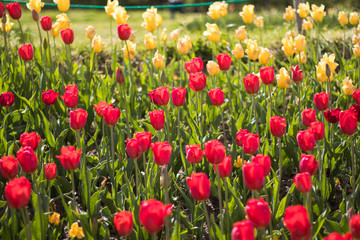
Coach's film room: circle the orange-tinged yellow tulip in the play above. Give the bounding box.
[343,77,356,96]
[286,30,296,38]
[92,35,105,53]
[234,156,243,168]
[297,2,310,18]
[26,0,44,13]
[259,47,271,65]
[0,15,14,33]
[353,35,360,45]
[53,0,70,12]
[177,35,192,55]
[284,6,295,21]
[56,13,71,30]
[350,12,359,25]
[282,36,295,57]
[156,14,163,27]
[50,22,60,37]
[232,43,244,59]
[49,212,60,226]
[218,1,228,17]
[235,26,247,42]
[302,17,313,30]
[300,52,307,64]
[69,223,85,239]
[245,39,260,61]
[207,2,221,20]
[161,28,167,42]
[358,24,360,33]
[144,33,156,50]
[311,4,326,22]
[320,53,338,74]
[338,11,348,26]
[123,41,136,60]
[206,61,220,76]
[277,67,291,88]
[170,29,180,40]
[294,34,306,53]
[86,26,96,39]
[152,50,165,69]
[254,16,264,28]
[105,0,118,18]
[353,44,360,57]
[240,4,255,24]
[142,7,158,33]
[112,6,128,25]
[203,23,221,43]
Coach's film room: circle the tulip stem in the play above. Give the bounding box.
[277,137,282,206]
[224,178,230,226]
[53,36,57,59]
[343,26,346,60]
[122,84,131,138]
[350,136,356,198]
[20,208,32,240]
[47,32,52,70]
[2,22,8,61]
[306,191,313,233]
[32,173,44,240]
[109,17,113,51]
[215,164,224,238]
[238,59,243,104]
[283,88,286,117]
[143,154,148,197]
[202,201,212,240]
[36,20,43,58]
[70,170,77,211]
[110,126,117,200]
[298,82,301,129]
[134,158,140,199]
[180,55,184,87]
[163,166,170,240]
[164,105,171,143]
[17,20,25,43]
[220,105,227,149]
[225,71,233,113]
[268,85,272,116]
[252,94,259,135]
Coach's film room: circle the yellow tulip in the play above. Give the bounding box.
[26,0,44,13]
[86,26,96,39]
[92,35,105,53]
[240,4,256,24]
[105,0,118,18]
[207,2,221,20]
[235,26,247,42]
[144,33,156,50]
[123,41,136,60]
[297,2,310,18]
[338,11,348,26]
[219,1,228,17]
[152,50,165,69]
[234,156,243,168]
[0,15,14,33]
[177,36,192,55]
[286,30,296,38]
[112,6,128,25]
[300,52,307,64]
[161,28,167,42]
[69,223,85,239]
[353,35,360,45]
[142,7,158,32]
[350,12,359,25]
[245,39,260,61]
[56,13,71,30]
[302,17,313,31]
[259,47,271,65]
[353,44,360,57]
[170,29,180,41]
[156,14,163,27]
[254,16,264,28]
[206,61,220,76]
[277,67,291,88]
[343,77,356,96]
[203,23,221,43]
[50,22,60,37]
[311,4,326,22]
[358,24,360,34]
[294,34,306,53]
[53,0,70,12]
[129,32,136,42]
[282,36,295,57]
[284,6,295,21]
[49,212,60,226]
[316,61,334,83]
[320,53,338,74]
[232,43,244,59]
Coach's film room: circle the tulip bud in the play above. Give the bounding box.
[301,109,316,127]
[116,67,125,84]
[314,92,329,111]
[339,110,358,135]
[126,138,142,159]
[299,154,319,176]
[350,215,360,239]
[186,172,211,201]
[252,154,271,176]
[259,67,274,85]
[150,141,172,166]
[216,53,232,71]
[270,116,286,138]
[70,108,88,130]
[6,3,22,20]
[185,144,204,164]
[44,163,57,180]
[353,89,360,105]
[148,87,169,106]
[19,132,41,150]
[294,172,312,193]
[231,220,255,240]
[2,12,7,23]
[135,131,152,152]
[16,146,38,174]
[43,38,48,49]
[208,88,224,106]
[243,162,264,190]
[5,177,31,209]
[213,155,232,178]
[113,211,133,237]
[296,130,316,153]
[149,110,165,130]
[56,146,81,171]
[171,87,186,107]
[284,205,311,239]
[0,156,18,179]
[139,199,172,234]
[185,57,204,74]
[242,133,259,155]
[245,198,271,228]
[243,74,260,94]
[189,72,207,92]
[103,106,121,126]
[32,9,39,22]
[235,129,249,147]
[204,140,226,164]
[0,3,5,18]
[309,121,324,140]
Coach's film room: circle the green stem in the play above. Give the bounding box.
[350,136,356,199]
[252,94,259,135]
[277,137,282,206]
[216,164,224,237]
[20,208,32,240]
[268,85,272,116]
[343,26,346,60]
[134,158,140,199]
[306,191,313,236]
[225,71,233,113]
[298,82,301,129]
[110,17,113,50]
[143,154,147,197]
[224,178,230,230]
[163,166,170,240]
[125,41,133,117]
[53,36,57,59]
[220,105,227,150]
[36,20,43,58]
[202,201,212,240]
[164,105,171,144]
[47,32,52,69]
[10,207,16,240]
[32,173,44,240]
[110,126,117,201]
[122,84,131,138]
[70,170,77,211]
[17,19,25,43]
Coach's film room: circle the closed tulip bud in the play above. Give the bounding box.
[294,172,312,193]
[18,44,34,62]
[339,110,358,135]
[126,138,142,159]
[5,177,31,209]
[313,92,329,111]
[245,39,260,61]
[92,34,105,53]
[0,14,13,33]
[242,133,259,155]
[161,28,167,42]
[208,88,224,106]
[284,6,295,21]
[309,121,324,140]
[282,36,295,57]
[94,101,112,119]
[44,163,57,180]
[6,3,22,20]
[0,3,4,18]
[16,146,38,174]
[254,16,264,27]
[61,28,74,44]
[284,205,311,240]
[350,215,360,239]
[245,198,271,228]
[311,4,326,22]
[56,146,81,171]
[103,106,121,126]
[338,11,348,26]
[300,52,307,63]
[85,26,96,39]
[231,220,255,240]
[243,74,260,94]
[185,144,204,164]
[294,34,306,53]
[170,29,180,40]
[139,199,172,234]
[213,155,232,178]
[240,4,255,24]
[54,0,70,12]
[291,65,303,82]
[205,140,226,164]
[116,67,125,84]
[353,89,360,105]
[297,2,310,18]
[149,87,169,106]
[144,33,156,50]
[149,110,165,130]
[113,211,133,237]
[43,38,48,49]
[260,67,274,85]
[171,87,186,107]
[353,44,360,57]
[350,12,359,25]
[40,16,52,31]
[185,57,204,74]
[0,156,18,179]
[189,72,207,92]
[112,6,128,25]
[32,9,39,22]
[177,35,192,55]
[206,61,220,76]
[187,172,211,201]
[252,154,271,176]
[20,132,41,150]
[234,156,243,168]
[324,108,341,124]
[259,47,271,65]
[232,43,244,59]
[70,108,88,130]
[299,154,319,176]
[117,24,132,41]
[277,67,291,88]
[296,130,316,153]
[105,0,118,17]
[270,116,286,138]
[343,77,356,96]
[0,92,15,107]
[135,131,152,152]
[235,129,249,147]
[302,17,314,31]
[302,109,316,127]
[243,162,264,190]
[235,26,247,42]
[150,141,172,166]
[203,23,221,43]
[152,50,165,69]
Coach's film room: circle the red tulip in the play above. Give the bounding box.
[185,57,204,74]
[44,163,57,180]
[283,205,311,240]
[323,233,345,240]
[117,24,132,41]
[149,110,165,130]
[291,65,303,82]
[6,3,22,20]
[189,72,207,92]
[70,108,88,130]
[296,130,316,153]
[259,66,274,85]
[0,156,18,179]
[56,146,81,171]
[5,177,31,209]
[231,220,255,240]
[245,198,271,228]
[270,116,286,137]
[302,109,316,127]
[343,233,353,240]
[299,154,318,176]
[135,131,152,152]
[339,110,357,135]
[213,155,232,178]
[113,211,133,237]
[324,108,341,124]
[235,129,249,147]
[94,101,113,119]
[61,88,78,109]
[139,199,172,234]
[42,89,59,106]
[19,132,41,150]
[353,89,360,105]
[0,3,5,18]
[186,172,211,201]
[294,172,312,193]
[171,87,186,107]
[204,140,226,164]
[18,44,34,61]
[242,133,259,155]
[65,84,78,92]
[16,147,38,174]
[243,74,260,94]
[40,16,52,31]
[242,162,264,191]
[350,104,360,122]
[350,215,360,239]
[252,154,271,176]
[314,92,329,111]
[185,144,204,164]
[150,141,172,166]
[61,28,74,45]
[116,67,125,84]
[0,92,15,107]
[149,87,170,106]
[216,53,232,71]
[309,121,325,140]
[103,106,121,126]
[208,88,224,106]
[126,138,142,159]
